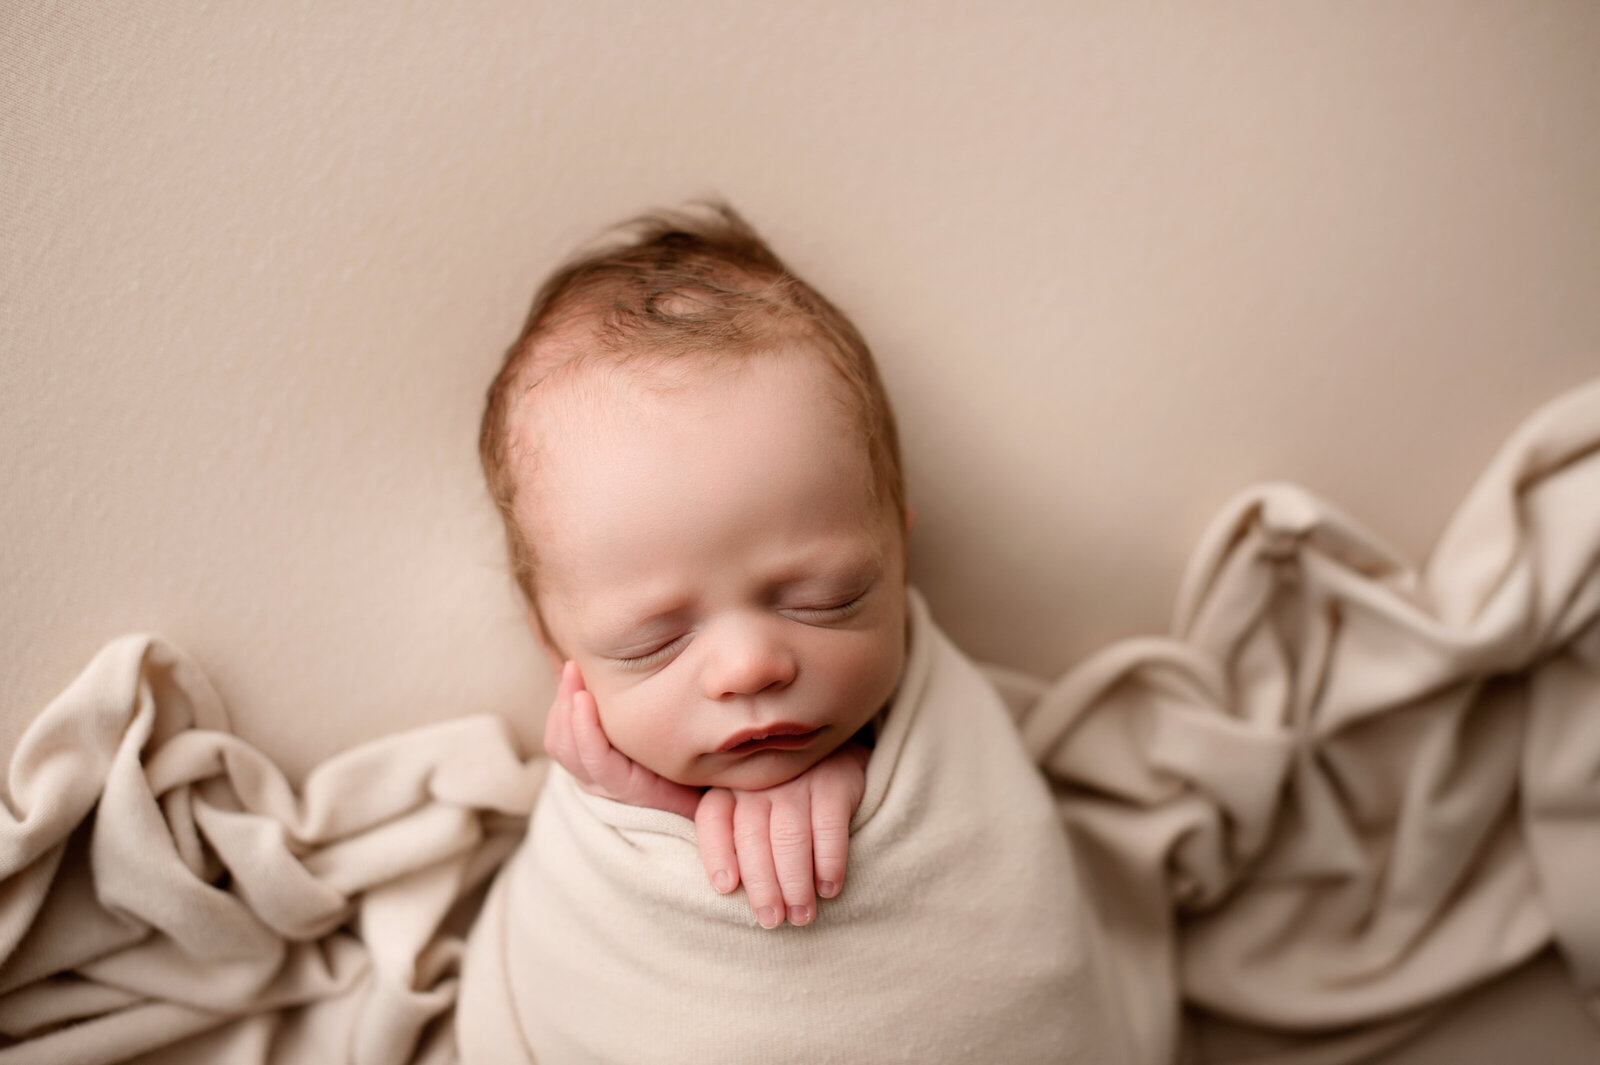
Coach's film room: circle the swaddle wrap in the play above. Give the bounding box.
[457,590,1133,1064]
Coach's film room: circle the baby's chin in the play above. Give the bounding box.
[683,745,838,792]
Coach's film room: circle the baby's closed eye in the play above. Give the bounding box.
[610,634,690,669]
[779,594,868,624]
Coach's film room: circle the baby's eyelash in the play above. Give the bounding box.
[788,595,867,621]
[612,635,687,669]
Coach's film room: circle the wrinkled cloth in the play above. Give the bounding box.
[456,590,1134,1065]
[1022,378,1600,1062]
[0,638,544,1064]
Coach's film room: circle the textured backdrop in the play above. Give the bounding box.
[3,2,1597,782]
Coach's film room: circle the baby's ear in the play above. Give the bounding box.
[904,503,917,537]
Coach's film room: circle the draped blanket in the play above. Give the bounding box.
[3,378,1600,1064]
[0,644,544,1065]
[455,592,1131,1064]
[1022,378,1600,1062]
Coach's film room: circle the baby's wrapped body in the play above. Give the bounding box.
[459,591,1133,1063]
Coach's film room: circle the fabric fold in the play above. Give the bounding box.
[0,638,543,1064]
[1020,377,1600,1058]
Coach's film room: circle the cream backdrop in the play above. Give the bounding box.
[4,2,1599,824]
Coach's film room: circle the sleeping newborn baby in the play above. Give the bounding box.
[459,206,1131,1064]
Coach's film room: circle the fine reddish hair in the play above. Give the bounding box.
[479,203,906,613]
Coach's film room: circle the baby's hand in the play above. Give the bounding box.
[695,741,870,930]
[542,660,869,928]
[542,661,702,821]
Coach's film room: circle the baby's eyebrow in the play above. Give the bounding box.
[587,600,689,648]
[772,547,884,588]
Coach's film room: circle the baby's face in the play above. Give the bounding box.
[516,351,907,791]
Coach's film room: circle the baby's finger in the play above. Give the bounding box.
[570,688,628,791]
[542,661,581,775]
[694,788,740,894]
[810,787,853,900]
[768,798,816,926]
[732,796,784,930]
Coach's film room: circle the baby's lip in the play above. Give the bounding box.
[716,722,822,754]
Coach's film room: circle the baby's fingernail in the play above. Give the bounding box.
[756,906,781,929]
[818,880,838,898]
[713,870,734,893]
[788,904,812,926]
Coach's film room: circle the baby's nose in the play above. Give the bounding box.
[702,615,797,699]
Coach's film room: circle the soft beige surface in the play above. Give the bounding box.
[458,591,1132,1065]
[4,3,1599,784]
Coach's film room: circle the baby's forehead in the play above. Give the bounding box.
[505,345,869,524]
[516,342,857,442]
[510,347,886,562]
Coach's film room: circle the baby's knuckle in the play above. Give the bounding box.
[732,823,769,849]
[812,803,850,828]
[768,825,811,855]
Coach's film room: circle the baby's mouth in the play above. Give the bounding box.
[717,723,823,755]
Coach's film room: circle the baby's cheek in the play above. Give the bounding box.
[596,686,693,780]
[837,631,903,705]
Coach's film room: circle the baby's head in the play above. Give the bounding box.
[480,205,910,790]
